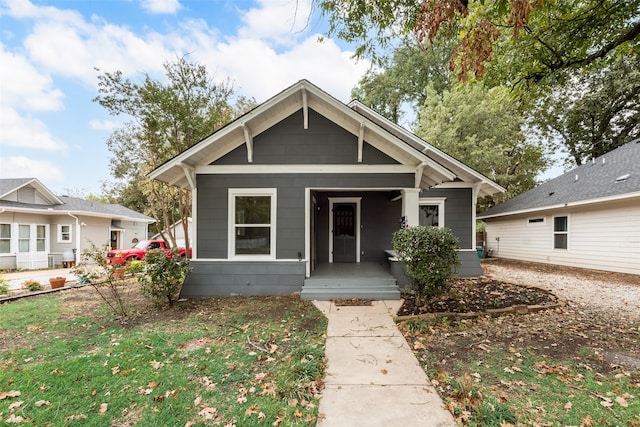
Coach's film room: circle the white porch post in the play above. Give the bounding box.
[401,188,420,228]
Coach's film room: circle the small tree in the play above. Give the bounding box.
[392,226,460,300]
[138,249,191,306]
[72,241,129,318]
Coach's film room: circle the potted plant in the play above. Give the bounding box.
[49,276,66,289]
[113,266,126,279]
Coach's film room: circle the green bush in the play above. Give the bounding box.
[0,274,9,294]
[138,249,191,306]
[23,279,43,292]
[392,226,460,299]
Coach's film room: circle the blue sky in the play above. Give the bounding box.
[0,0,371,195]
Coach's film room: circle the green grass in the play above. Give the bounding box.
[406,319,640,427]
[0,289,327,426]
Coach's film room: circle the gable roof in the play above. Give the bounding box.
[479,139,640,219]
[0,177,62,205]
[0,178,153,222]
[149,79,504,198]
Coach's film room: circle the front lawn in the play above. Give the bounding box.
[0,285,326,426]
[400,307,640,426]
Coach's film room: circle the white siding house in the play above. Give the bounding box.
[0,178,154,270]
[478,140,640,275]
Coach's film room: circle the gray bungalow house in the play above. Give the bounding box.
[0,178,153,270]
[479,140,640,275]
[149,80,504,299]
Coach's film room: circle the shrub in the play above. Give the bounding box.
[0,274,9,294]
[125,259,144,275]
[23,279,43,292]
[138,249,191,306]
[72,241,129,317]
[392,226,460,300]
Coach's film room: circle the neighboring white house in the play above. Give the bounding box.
[478,140,640,275]
[152,217,192,248]
[0,178,154,270]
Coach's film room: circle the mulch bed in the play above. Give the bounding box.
[396,277,558,317]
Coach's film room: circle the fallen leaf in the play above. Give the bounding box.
[150,360,164,370]
[380,369,388,375]
[148,381,159,389]
[194,396,202,406]
[99,403,108,414]
[413,341,426,350]
[564,401,572,410]
[615,396,628,407]
[199,407,217,420]
[600,399,613,408]
[5,414,24,423]
[111,366,120,375]
[9,401,23,410]
[0,391,21,400]
[35,400,50,407]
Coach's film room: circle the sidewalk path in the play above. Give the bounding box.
[313,300,456,427]
[2,268,77,291]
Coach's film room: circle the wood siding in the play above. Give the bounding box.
[420,187,474,249]
[484,199,640,275]
[214,109,399,166]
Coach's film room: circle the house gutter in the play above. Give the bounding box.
[67,212,81,264]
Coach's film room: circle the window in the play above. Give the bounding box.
[36,225,46,251]
[418,198,446,227]
[229,189,276,258]
[18,224,30,252]
[58,224,72,243]
[553,216,568,249]
[0,224,11,254]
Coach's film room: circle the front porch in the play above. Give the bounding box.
[301,262,401,300]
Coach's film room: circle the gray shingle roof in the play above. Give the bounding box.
[0,178,151,221]
[479,139,640,218]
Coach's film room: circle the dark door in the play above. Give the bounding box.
[333,203,356,263]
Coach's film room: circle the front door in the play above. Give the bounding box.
[333,203,356,263]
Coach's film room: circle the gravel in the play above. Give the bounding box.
[482,258,640,321]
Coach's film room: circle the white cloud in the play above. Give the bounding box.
[0,155,65,182]
[0,106,68,151]
[89,119,120,131]
[0,44,64,111]
[239,0,313,47]
[140,0,181,14]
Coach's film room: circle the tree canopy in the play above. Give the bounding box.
[417,83,548,209]
[319,0,640,173]
[94,57,252,245]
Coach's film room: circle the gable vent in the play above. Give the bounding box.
[616,174,630,183]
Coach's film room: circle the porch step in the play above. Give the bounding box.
[300,278,401,301]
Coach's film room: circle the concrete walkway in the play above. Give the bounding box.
[313,300,456,427]
[2,268,77,291]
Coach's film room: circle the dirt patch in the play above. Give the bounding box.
[397,277,557,317]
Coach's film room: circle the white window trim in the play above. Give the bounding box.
[418,197,446,228]
[228,188,277,260]
[0,223,11,255]
[57,224,73,244]
[552,215,569,250]
[36,224,49,252]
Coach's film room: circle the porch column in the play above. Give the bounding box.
[401,188,420,228]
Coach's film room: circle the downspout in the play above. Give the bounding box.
[67,212,81,264]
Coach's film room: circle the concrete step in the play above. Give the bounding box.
[301,288,401,300]
[301,278,401,300]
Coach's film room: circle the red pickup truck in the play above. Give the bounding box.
[105,239,191,265]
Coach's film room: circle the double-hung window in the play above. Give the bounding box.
[18,224,30,252]
[36,225,46,251]
[553,216,568,249]
[0,224,11,254]
[229,189,276,258]
[58,224,72,243]
[418,198,446,227]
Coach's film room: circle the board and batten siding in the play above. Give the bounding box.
[484,199,640,275]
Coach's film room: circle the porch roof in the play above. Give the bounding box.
[149,80,504,198]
